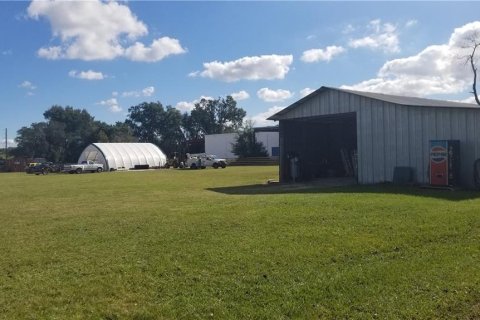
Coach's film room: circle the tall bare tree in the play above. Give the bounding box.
[463,34,480,105]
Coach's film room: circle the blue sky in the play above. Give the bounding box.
[2,1,480,146]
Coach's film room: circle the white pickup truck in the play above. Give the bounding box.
[63,160,104,174]
[185,153,227,169]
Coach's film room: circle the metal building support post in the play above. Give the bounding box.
[4,128,7,161]
[278,121,285,182]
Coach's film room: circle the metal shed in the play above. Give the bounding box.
[268,86,480,187]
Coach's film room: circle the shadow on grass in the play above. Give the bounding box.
[207,182,480,201]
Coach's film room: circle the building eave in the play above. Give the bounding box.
[267,86,480,121]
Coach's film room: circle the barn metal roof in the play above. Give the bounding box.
[268,86,479,120]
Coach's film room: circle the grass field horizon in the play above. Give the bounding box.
[1,167,479,319]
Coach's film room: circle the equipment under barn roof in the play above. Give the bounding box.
[78,143,166,171]
[268,86,480,188]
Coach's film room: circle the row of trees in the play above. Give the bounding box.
[14,106,135,162]
[126,96,246,157]
[13,95,267,163]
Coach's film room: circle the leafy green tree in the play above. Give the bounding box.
[15,122,49,159]
[43,106,99,162]
[92,121,136,143]
[231,123,268,158]
[181,96,246,153]
[180,112,204,153]
[181,112,201,141]
[160,106,186,156]
[126,102,164,143]
[105,122,137,143]
[44,120,67,162]
[126,102,185,155]
[189,96,246,136]
[15,106,137,162]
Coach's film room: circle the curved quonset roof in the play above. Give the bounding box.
[78,143,166,171]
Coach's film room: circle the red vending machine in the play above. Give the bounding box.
[429,140,460,186]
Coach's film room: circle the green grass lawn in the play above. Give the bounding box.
[1,166,479,319]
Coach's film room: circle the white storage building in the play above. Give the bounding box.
[205,128,279,159]
[78,143,167,171]
[205,133,237,159]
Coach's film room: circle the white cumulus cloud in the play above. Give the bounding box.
[452,96,477,104]
[122,86,155,98]
[342,21,480,97]
[19,81,36,90]
[69,70,105,80]
[300,87,315,97]
[142,86,155,97]
[124,37,186,62]
[230,90,250,101]
[192,54,293,82]
[19,81,37,96]
[248,106,285,127]
[257,88,293,102]
[98,98,122,113]
[2,139,17,148]
[27,0,185,62]
[405,20,418,28]
[301,45,345,63]
[349,19,400,53]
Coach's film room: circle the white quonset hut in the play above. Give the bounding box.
[78,143,166,171]
[268,86,480,187]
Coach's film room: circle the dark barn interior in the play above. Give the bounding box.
[281,112,357,182]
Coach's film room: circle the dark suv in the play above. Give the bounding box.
[26,162,62,175]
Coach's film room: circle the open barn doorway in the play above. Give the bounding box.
[281,112,357,182]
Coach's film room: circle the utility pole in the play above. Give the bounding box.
[4,128,7,160]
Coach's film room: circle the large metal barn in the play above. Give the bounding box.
[268,86,480,188]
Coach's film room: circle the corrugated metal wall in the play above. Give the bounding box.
[278,89,480,187]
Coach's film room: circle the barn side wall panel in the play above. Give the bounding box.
[356,101,480,187]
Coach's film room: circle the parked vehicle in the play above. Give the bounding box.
[34,162,62,175]
[63,160,104,174]
[164,152,185,169]
[25,162,42,174]
[185,153,227,169]
[26,161,62,174]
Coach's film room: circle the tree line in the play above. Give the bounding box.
[11,95,267,163]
